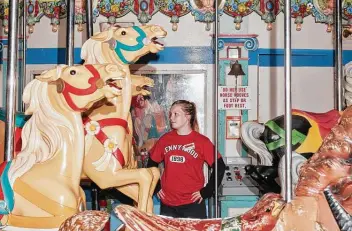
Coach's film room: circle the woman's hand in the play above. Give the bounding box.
[191,191,203,204]
[157,189,165,200]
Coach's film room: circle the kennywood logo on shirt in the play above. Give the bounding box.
[164,142,199,159]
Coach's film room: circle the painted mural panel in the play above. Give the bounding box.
[131,71,206,167]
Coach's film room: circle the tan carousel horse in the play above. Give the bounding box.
[80,24,167,213]
[0,64,126,230]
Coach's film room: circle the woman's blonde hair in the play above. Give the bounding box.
[171,100,199,132]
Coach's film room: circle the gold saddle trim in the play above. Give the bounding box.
[7,178,78,229]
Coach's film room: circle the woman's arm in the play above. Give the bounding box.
[200,157,226,199]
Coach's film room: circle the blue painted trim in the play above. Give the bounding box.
[218,60,228,156]
[0,108,28,128]
[249,48,352,66]
[25,48,84,65]
[239,60,248,157]
[218,37,259,51]
[22,47,214,65]
[1,46,352,66]
[0,161,14,214]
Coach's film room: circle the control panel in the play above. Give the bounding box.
[219,157,259,196]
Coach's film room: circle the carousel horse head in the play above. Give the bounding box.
[81,25,167,65]
[241,109,340,166]
[30,64,127,113]
[8,64,127,184]
[240,109,340,194]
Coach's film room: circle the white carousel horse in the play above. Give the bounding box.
[0,64,126,230]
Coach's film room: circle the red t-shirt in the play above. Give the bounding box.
[150,130,221,206]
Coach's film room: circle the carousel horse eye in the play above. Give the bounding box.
[70,70,76,75]
[265,208,271,212]
[121,31,126,35]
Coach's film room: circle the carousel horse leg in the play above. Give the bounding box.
[97,168,153,213]
[78,186,86,212]
[115,167,160,214]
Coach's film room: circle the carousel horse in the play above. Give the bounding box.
[240,109,341,194]
[0,64,126,229]
[110,106,352,231]
[81,75,159,214]
[80,24,167,213]
[0,25,168,215]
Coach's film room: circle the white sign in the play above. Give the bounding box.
[218,86,251,110]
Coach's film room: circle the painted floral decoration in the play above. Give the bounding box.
[289,0,313,30]
[155,0,191,31]
[85,121,101,136]
[224,0,256,29]
[97,0,131,24]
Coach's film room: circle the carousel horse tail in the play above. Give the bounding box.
[240,121,273,166]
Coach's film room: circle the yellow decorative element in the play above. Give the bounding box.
[294,112,323,154]
[8,178,77,228]
[111,5,119,12]
[238,4,246,12]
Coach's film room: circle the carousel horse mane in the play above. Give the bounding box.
[8,78,74,186]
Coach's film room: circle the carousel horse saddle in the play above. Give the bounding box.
[245,165,281,194]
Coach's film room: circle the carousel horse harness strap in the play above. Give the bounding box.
[83,117,129,167]
[114,26,147,64]
[9,178,77,228]
[265,120,307,151]
[58,64,102,112]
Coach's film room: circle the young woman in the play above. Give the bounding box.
[147,100,226,219]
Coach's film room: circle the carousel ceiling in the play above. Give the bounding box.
[0,0,349,34]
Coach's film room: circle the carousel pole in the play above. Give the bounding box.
[66,0,75,66]
[21,0,27,112]
[4,0,20,162]
[85,0,100,211]
[86,0,94,38]
[284,0,293,202]
[335,0,344,110]
[214,0,220,218]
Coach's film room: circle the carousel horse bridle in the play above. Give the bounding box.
[114,26,147,64]
[52,64,104,112]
